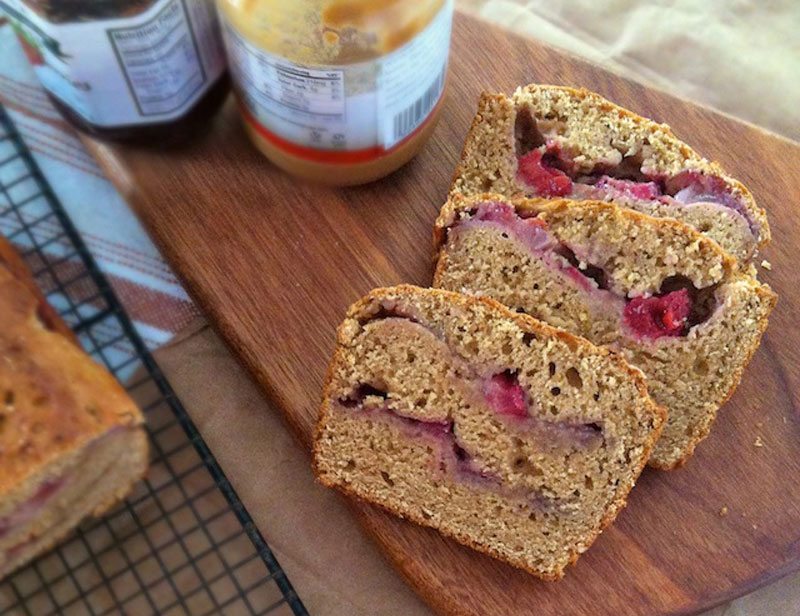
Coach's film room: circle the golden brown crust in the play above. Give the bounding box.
[313,284,665,579]
[0,237,77,344]
[0,243,146,499]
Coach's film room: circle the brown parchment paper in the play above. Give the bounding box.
[153,320,800,616]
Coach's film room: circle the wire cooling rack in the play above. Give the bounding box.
[0,105,309,616]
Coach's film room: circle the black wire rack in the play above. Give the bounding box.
[0,105,309,616]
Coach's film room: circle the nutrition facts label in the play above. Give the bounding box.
[4,0,225,125]
[222,21,350,148]
[269,65,345,120]
[108,0,206,116]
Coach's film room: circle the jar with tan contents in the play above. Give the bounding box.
[216,0,454,186]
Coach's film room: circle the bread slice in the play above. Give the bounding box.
[449,84,769,262]
[0,238,148,580]
[313,285,665,579]
[434,195,776,469]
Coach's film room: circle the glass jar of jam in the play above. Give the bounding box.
[2,0,228,143]
[216,0,454,186]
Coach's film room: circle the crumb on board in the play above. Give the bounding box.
[719,506,729,517]
[756,421,763,428]
[754,436,765,448]
[752,524,758,530]
[761,260,772,271]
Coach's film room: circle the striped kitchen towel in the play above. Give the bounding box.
[0,20,200,363]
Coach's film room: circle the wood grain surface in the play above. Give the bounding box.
[83,12,800,616]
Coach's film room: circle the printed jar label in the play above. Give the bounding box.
[220,0,453,157]
[1,0,226,127]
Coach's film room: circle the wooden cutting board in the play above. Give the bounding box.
[83,12,800,616]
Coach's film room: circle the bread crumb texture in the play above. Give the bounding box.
[314,285,664,579]
[434,196,775,468]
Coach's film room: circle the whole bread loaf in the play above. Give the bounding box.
[434,196,775,468]
[449,84,770,262]
[314,285,665,579]
[0,237,148,580]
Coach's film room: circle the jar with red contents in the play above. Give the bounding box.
[1,0,228,143]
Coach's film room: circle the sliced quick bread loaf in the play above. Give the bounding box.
[313,285,665,579]
[0,238,148,580]
[449,84,769,262]
[434,196,775,469]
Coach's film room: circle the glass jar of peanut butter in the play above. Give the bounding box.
[216,0,454,186]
